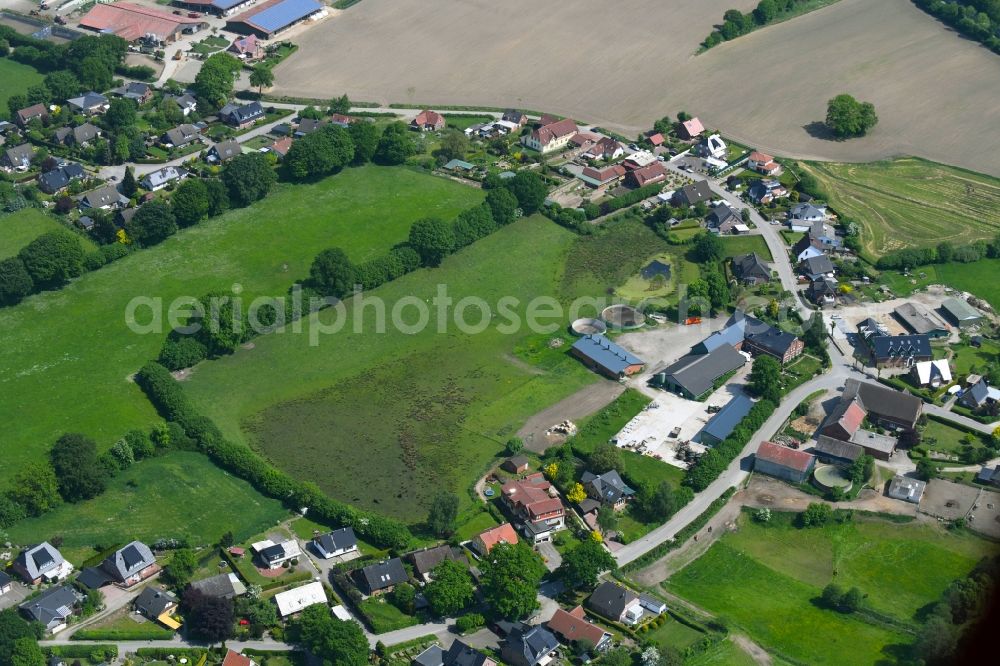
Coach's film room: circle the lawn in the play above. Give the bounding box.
[718,235,772,261]
[799,158,1000,260]
[920,418,986,461]
[0,208,96,259]
[781,354,824,395]
[74,612,175,641]
[664,541,912,666]
[642,615,706,652]
[878,259,1000,311]
[685,639,758,666]
[359,597,418,633]
[950,336,1000,377]
[6,452,289,563]
[452,510,500,542]
[0,58,45,123]
[780,230,804,247]
[442,114,495,131]
[183,216,601,522]
[0,166,481,491]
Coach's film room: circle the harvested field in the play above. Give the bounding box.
[277,0,1000,175]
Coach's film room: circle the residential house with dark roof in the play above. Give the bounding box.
[976,464,1000,487]
[294,117,326,136]
[500,622,560,666]
[112,82,153,104]
[66,91,109,115]
[164,92,198,116]
[807,277,838,307]
[586,581,642,625]
[358,558,408,596]
[0,571,12,595]
[746,178,787,205]
[731,252,771,285]
[501,472,565,543]
[134,587,178,624]
[38,163,86,194]
[864,334,932,368]
[843,378,923,433]
[208,139,243,162]
[79,184,126,210]
[698,393,755,445]
[502,109,528,126]
[570,334,645,379]
[15,103,48,127]
[792,234,825,263]
[312,527,358,560]
[13,542,72,585]
[220,101,265,129]
[754,441,816,483]
[408,544,458,581]
[581,470,635,511]
[19,585,81,633]
[547,606,612,652]
[959,378,1000,412]
[522,118,578,153]
[673,180,713,206]
[2,143,36,171]
[706,204,741,234]
[801,254,835,280]
[101,541,159,587]
[413,640,497,666]
[190,572,247,599]
[253,539,301,569]
[471,523,519,557]
[787,203,826,230]
[162,123,202,147]
[893,302,949,338]
[64,123,101,147]
[743,326,804,364]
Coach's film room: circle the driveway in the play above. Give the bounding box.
[0,580,31,611]
[536,541,561,573]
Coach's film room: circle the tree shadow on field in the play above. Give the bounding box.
[803,121,843,142]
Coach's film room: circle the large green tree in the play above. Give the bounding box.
[825,94,878,138]
[171,178,211,227]
[222,153,277,205]
[408,217,455,267]
[748,355,782,404]
[556,539,616,591]
[291,604,369,666]
[426,491,459,537]
[0,257,34,306]
[248,64,274,95]
[485,187,518,226]
[309,247,356,298]
[9,637,44,666]
[125,200,177,246]
[348,121,380,164]
[43,71,81,102]
[506,171,548,214]
[193,52,242,107]
[480,542,546,619]
[373,122,416,165]
[104,98,137,132]
[18,230,84,289]
[284,125,355,180]
[425,560,474,617]
[7,463,60,516]
[692,231,723,262]
[0,609,42,665]
[50,433,106,502]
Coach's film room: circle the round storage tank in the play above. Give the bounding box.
[570,318,608,336]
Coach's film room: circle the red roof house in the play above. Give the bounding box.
[222,649,256,666]
[754,441,816,483]
[821,398,866,441]
[579,164,627,188]
[626,161,667,188]
[647,132,665,146]
[522,118,578,153]
[547,606,612,650]
[410,110,445,132]
[472,523,519,556]
[679,117,705,140]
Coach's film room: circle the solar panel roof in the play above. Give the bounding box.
[247,0,321,32]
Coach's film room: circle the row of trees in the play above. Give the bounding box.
[702,1,813,49]
[914,0,1000,55]
[876,234,1000,270]
[685,398,777,491]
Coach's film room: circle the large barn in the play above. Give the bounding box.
[226,0,325,38]
[79,2,207,43]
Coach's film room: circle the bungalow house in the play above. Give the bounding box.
[746,178,787,205]
[408,544,458,581]
[471,523,519,557]
[295,117,327,136]
[731,252,771,285]
[134,587,179,628]
[581,470,635,511]
[578,164,626,188]
[547,606,612,653]
[500,622,560,666]
[586,581,642,625]
[101,541,159,587]
[625,161,667,188]
[313,527,358,559]
[522,118,578,153]
[698,393,754,445]
[222,650,258,666]
[747,151,780,175]
[678,117,705,140]
[112,82,154,104]
[190,572,247,599]
[220,101,264,128]
[330,113,354,127]
[502,455,530,474]
[15,103,48,127]
[911,359,952,388]
[582,136,624,161]
[501,472,565,543]
[268,136,293,159]
[274,581,327,618]
[941,297,983,329]
[414,640,496,666]
[229,33,264,59]
[140,165,186,191]
[640,594,667,615]
[893,302,950,338]
[787,203,826,230]
[13,542,72,585]
[208,139,242,162]
[959,378,1000,411]
[38,163,86,194]
[706,204,741,234]
[252,539,301,569]
[162,123,202,147]
[358,558,407,596]
[2,143,36,171]
[647,132,665,147]
[163,93,198,116]
[754,441,816,483]
[697,134,727,160]
[0,571,12,596]
[673,180,713,206]
[502,109,528,127]
[814,435,864,466]
[19,585,81,634]
[64,123,101,147]
[410,109,446,132]
[66,91,109,115]
[865,334,932,368]
[888,475,926,504]
[570,334,645,379]
[800,254,835,281]
[807,277,838,307]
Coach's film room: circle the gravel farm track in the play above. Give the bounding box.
[276,0,1000,176]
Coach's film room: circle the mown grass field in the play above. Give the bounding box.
[0,58,45,123]
[800,158,1000,259]
[184,216,602,522]
[664,510,995,664]
[0,166,481,491]
[0,208,96,259]
[718,235,772,261]
[6,452,289,563]
[878,259,1000,310]
[685,639,759,666]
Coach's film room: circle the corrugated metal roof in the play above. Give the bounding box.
[699,393,754,443]
[756,441,816,472]
[571,334,644,375]
[239,0,322,33]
